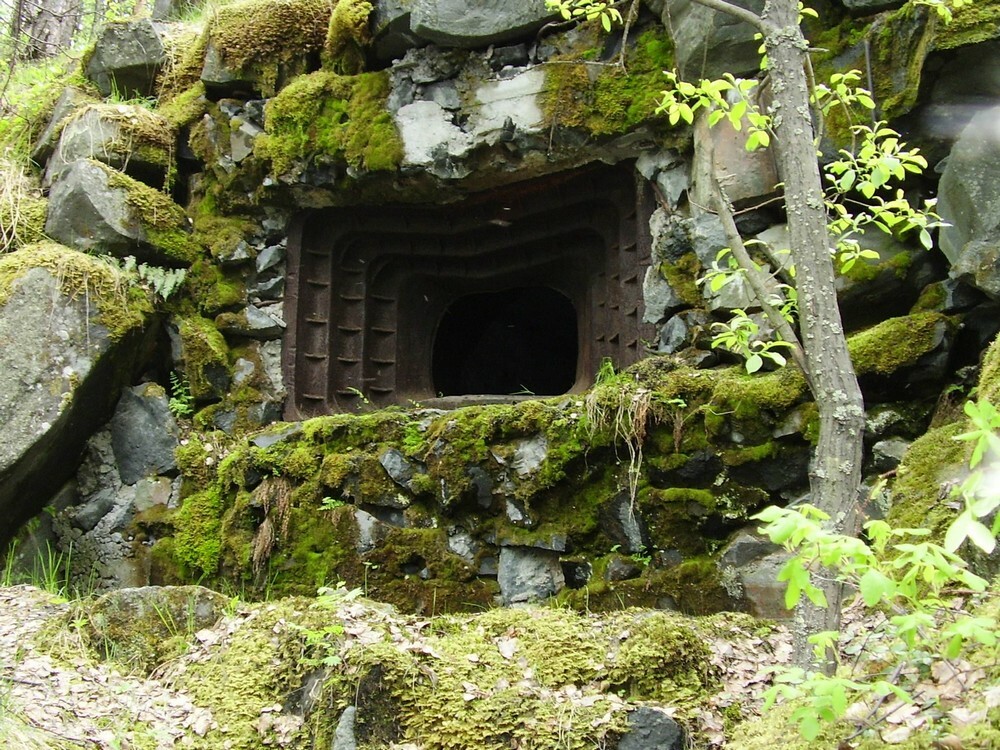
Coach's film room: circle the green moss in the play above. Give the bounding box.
[542,29,677,138]
[607,611,715,703]
[932,0,1000,50]
[102,164,201,263]
[191,212,257,263]
[256,70,402,175]
[172,486,227,575]
[324,0,373,74]
[183,258,245,314]
[0,241,151,339]
[841,249,912,285]
[660,252,703,307]
[156,82,209,129]
[910,280,947,313]
[888,420,968,536]
[205,0,332,97]
[176,315,231,401]
[848,312,949,376]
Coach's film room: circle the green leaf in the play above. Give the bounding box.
[966,519,997,554]
[746,353,763,374]
[858,568,894,606]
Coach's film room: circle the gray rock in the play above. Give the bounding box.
[85,18,166,98]
[599,492,649,555]
[651,0,765,80]
[642,265,685,325]
[511,435,547,477]
[259,340,287,398]
[410,0,555,49]
[45,160,142,254]
[691,110,779,211]
[446,528,477,562]
[31,86,95,165]
[69,489,118,533]
[255,244,286,273]
[871,437,910,473]
[468,68,545,143]
[379,448,422,492]
[250,424,302,449]
[395,100,474,176]
[687,212,728,267]
[422,80,461,110]
[0,264,149,547]
[841,0,904,12]
[218,304,286,339]
[497,546,564,604]
[45,160,194,265]
[618,706,685,750]
[354,508,387,552]
[250,275,285,301]
[332,705,357,750]
[44,105,174,188]
[606,556,642,582]
[658,309,711,354]
[200,43,254,98]
[230,117,263,163]
[132,476,173,512]
[718,528,777,569]
[372,0,422,63]
[733,549,794,619]
[939,107,1000,293]
[232,357,256,387]
[110,383,180,485]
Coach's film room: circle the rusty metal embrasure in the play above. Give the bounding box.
[283,164,654,416]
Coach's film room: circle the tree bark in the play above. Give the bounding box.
[9,0,82,60]
[758,0,866,670]
[681,0,867,670]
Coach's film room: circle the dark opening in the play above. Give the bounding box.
[432,287,578,397]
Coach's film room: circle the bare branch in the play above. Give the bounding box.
[713,177,814,390]
[688,0,770,35]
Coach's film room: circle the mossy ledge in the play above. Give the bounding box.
[0,241,152,338]
[133,311,953,611]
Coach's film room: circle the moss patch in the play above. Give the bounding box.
[848,311,949,376]
[542,28,678,139]
[175,314,231,401]
[256,69,402,176]
[324,0,373,74]
[205,0,333,97]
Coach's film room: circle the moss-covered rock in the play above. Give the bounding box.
[542,27,678,139]
[202,0,333,97]
[256,69,403,177]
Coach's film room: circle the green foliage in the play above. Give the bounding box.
[121,256,187,300]
[257,70,402,175]
[546,0,622,31]
[169,372,195,418]
[751,396,1000,741]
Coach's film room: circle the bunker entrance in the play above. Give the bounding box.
[284,163,654,416]
[432,287,578,398]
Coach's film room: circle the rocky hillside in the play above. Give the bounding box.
[1,0,1000,746]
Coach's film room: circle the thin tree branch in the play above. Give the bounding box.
[688,0,770,35]
[713,177,814,391]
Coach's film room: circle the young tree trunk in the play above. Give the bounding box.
[686,0,867,670]
[10,0,82,60]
